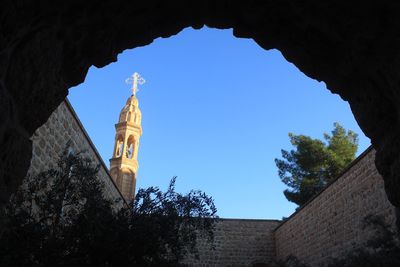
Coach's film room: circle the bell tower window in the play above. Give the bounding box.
[126,135,135,159]
[115,136,124,157]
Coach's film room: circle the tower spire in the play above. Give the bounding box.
[110,73,144,201]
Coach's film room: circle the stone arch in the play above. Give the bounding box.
[2,1,400,211]
[126,135,135,159]
[115,135,124,158]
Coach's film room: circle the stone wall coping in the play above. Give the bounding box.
[64,98,127,205]
[217,218,281,222]
[274,145,374,231]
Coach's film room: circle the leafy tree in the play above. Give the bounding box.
[0,148,217,267]
[275,123,358,206]
[125,177,217,266]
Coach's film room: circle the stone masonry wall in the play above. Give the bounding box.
[274,147,397,266]
[183,219,280,267]
[27,99,123,203]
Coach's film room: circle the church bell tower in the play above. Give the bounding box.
[110,72,145,201]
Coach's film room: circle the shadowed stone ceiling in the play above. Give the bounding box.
[1,0,400,215]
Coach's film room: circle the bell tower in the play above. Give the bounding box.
[110,72,145,201]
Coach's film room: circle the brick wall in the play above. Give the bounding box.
[183,219,280,267]
[274,147,397,266]
[27,99,124,203]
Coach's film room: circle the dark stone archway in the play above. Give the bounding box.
[2,0,400,210]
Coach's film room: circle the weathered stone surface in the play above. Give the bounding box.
[27,100,124,203]
[183,219,280,267]
[274,148,397,266]
[1,0,400,211]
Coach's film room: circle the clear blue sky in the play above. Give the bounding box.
[68,27,370,220]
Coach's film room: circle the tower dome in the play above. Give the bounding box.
[118,95,142,126]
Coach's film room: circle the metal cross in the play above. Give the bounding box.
[125,72,145,96]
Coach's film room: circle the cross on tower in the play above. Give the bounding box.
[125,72,145,96]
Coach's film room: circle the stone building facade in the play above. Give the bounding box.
[27,99,124,203]
[27,99,397,266]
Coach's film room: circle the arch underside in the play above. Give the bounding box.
[1,0,400,210]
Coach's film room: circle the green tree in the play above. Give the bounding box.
[0,148,217,267]
[275,123,358,206]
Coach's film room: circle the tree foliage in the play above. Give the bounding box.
[0,148,217,267]
[275,123,358,206]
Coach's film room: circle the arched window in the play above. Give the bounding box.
[115,136,124,157]
[126,135,135,159]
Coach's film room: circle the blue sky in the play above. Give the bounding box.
[68,27,370,219]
